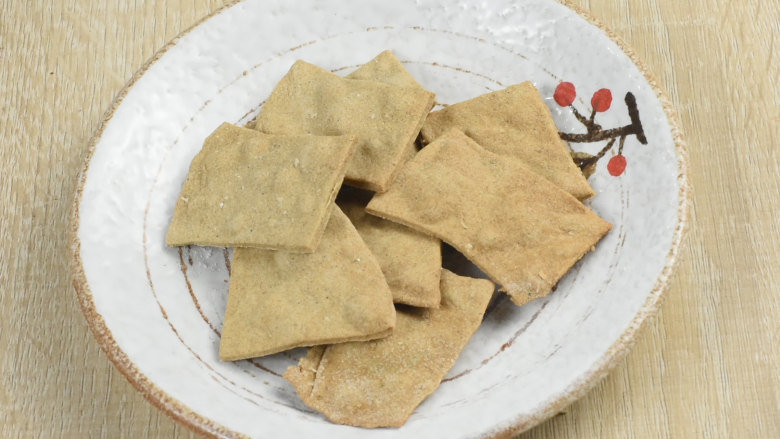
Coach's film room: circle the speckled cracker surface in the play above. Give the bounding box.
[367,129,612,306]
[421,82,595,200]
[219,208,396,361]
[254,60,434,192]
[346,50,425,90]
[284,269,494,428]
[338,189,441,308]
[166,123,356,252]
[346,50,432,182]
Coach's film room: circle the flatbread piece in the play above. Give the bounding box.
[219,207,396,361]
[367,128,612,306]
[284,269,494,427]
[338,188,441,308]
[254,60,434,192]
[421,82,595,200]
[346,50,426,90]
[346,50,432,172]
[166,123,356,252]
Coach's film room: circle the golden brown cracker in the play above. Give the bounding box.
[338,188,441,308]
[346,50,432,180]
[346,50,425,90]
[421,82,595,200]
[366,128,611,306]
[284,269,494,428]
[219,207,396,361]
[254,60,434,192]
[166,123,356,252]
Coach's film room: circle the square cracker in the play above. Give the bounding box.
[284,269,494,428]
[346,51,433,174]
[254,60,435,192]
[420,82,595,200]
[338,188,441,308]
[166,123,356,252]
[219,207,396,361]
[366,128,612,306]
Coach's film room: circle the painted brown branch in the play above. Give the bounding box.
[571,106,600,131]
[625,92,647,144]
[560,126,628,143]
[588,108,600,130]
[559,92,647,145]
[573,138,616,173]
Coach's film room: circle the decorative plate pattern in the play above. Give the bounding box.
[70,0,688,437]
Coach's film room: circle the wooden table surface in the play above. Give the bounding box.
[2,1,778,437]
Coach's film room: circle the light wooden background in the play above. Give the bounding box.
[2,1,778,438]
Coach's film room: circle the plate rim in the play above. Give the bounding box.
[68,1,690,437]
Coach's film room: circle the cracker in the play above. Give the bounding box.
[420,82,595,200]
[254,60,435,192]
[284,269,494,428]
[346,50,425,90]
[166,123,356,252]
[219,207,395,361]
[346,50,431,176]
[366,128,612,306]
[338,188,441,308]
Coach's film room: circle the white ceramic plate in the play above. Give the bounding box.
[71,0,688,437]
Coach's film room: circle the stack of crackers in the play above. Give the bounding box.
[166,51,611,428]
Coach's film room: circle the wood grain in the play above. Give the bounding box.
[1,1,778,438]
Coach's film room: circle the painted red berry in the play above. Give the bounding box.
[591,88,613,112]
[554,82,576,106]
[608,154,627,176]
